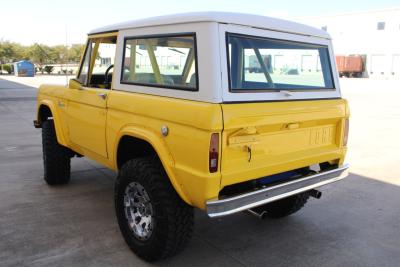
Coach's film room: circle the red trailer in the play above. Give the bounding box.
[336,55,364,77]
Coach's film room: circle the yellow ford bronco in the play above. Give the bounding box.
[34,12,349,261]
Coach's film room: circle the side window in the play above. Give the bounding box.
[121,34,198,91]
[77,40,93,84]
[91,42,116,76]
[76,37,117,87]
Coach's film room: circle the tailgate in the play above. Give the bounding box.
[220,99,349,187]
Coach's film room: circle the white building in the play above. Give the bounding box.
[296,7,400,78]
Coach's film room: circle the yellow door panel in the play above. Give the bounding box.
[66,87,108,157]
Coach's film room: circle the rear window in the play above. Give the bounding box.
[227,33,334,92]
[121,34,198,91]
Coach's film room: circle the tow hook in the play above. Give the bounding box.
[309,189,322,199]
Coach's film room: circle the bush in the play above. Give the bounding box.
[43,65,54,74]
[2,64,13,74]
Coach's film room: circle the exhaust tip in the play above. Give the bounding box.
[310,189,322,199]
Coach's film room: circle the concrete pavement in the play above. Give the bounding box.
[0,76,399,267]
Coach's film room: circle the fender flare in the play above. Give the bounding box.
[37,100,68,147]
[114,125,192,205]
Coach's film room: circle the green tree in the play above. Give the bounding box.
[27,43,49,73]
[67,44,85,63]
[2,64,13,74]
[49,45,67,63]
[0,42,15,61]
[0,41,85,74]
[0,41,19,73]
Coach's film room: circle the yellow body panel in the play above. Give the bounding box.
[37,85,225,209]
[37,83,348,210]
[36,85,71,147]
[220,99,349,187]
[67,87,109,157]
[106,91,223,208]
[36,30,348,211]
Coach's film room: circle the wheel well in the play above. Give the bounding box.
[117,136,157,169]
[38,105,53,124]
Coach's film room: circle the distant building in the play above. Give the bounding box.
[296,7,400,78]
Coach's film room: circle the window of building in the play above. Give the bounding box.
[377,22,385,30]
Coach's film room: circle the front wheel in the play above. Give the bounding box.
[115,158,194,262]
[42,120,71,185]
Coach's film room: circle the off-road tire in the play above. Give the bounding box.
[115,157,194,262]
[255,192,310,218]
[42,120,71,185]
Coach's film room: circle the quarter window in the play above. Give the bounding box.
[121,34,198,90]
[77,40,93,84]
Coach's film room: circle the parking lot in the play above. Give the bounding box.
[0,76,399,267]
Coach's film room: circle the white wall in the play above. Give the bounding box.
[295,8,400,78]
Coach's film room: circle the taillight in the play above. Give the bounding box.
[343,118,349,146]
[209,133,219,173]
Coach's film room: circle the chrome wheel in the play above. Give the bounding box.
[124,182,153,240]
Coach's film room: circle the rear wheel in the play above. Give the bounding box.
[254,192,310,218]
[42,120,71,185]
[115,157,194,262]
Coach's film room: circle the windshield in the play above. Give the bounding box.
[227,33,334,92]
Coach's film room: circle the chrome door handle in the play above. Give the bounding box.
[98,93,107,100]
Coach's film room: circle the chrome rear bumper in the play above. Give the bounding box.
[206,164,349,218]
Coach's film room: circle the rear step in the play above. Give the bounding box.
[206,164,349,218]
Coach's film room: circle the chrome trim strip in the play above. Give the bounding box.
[206,164,349,218]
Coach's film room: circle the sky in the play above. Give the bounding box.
[1,0,399,46]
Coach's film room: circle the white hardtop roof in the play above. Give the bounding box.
[89,12,331,39]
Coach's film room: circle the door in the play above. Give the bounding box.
[392,55,400,75]
[370,54,386,75]
[66,36,117,158]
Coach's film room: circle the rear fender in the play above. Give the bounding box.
[114,125,192,205]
